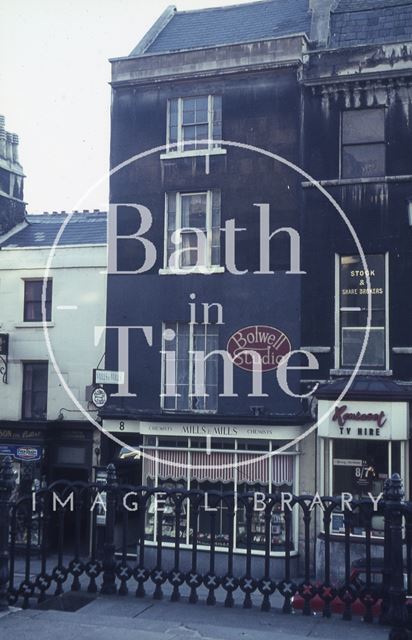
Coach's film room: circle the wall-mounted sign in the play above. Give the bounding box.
[93,369,124,385]
[318,400,409,440]
[102,419,303,441]
[332,405,387,429]
[91,387,108,408]
[227,325,291,372]
[333,459,363,467]
[0,444,42,461]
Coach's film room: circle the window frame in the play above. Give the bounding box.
[160,322,219,413]
[163,190,222,272]
[340,108,386,180]
[23,278,53,322]
[141,436,299,556]
[334,253,389,371]
[166,95,222,154]
[21,361,48,421]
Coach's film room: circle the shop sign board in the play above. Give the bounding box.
[103,419,303,441]
[0,444,42,461]
[93,369,124,385]
[318,400,409,440]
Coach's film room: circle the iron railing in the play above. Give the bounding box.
[0,457,410,639]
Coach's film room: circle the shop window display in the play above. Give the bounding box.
[141,437,296,553]
[332,439,391,536]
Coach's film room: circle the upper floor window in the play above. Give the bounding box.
[338,254,387,370]
[164,190,221,271]
[161,322,218,412]
[22,362,48,420]
[24,279,52,322]
[167,95,222,153]
[341,109,385,179]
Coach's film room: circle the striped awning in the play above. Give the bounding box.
[190,451,235,483]
[272,455,294,486]
[143,448,294,486]
[237,454,269,484]
[144,448,188,481]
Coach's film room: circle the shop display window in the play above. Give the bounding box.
[332,439,393,536]
[141,437,296,553]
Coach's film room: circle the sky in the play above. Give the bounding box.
[1,0,255,214]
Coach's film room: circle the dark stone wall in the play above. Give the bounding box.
[106,68,307,419]
[302,86,412,379]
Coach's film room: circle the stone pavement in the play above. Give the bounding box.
[0,592,391,640]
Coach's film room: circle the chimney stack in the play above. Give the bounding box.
[5,133,13,162]
[11,134,19,163]
[310,0,339,47]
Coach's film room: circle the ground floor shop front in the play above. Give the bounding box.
[102,417,313,568]
[0,420,97,546]
[315,383,411,580]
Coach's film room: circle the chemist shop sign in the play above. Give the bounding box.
[318,400,409,440]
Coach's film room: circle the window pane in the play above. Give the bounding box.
[342,109,385,144]
[333,440,388,498]
[341,310,385,327]
[167,193,176,229]
[181,194,207,228]
[342,143,385,178]
[24,280,52,321]
[181,233,199,267]
[169,125,178,144]
[339,254,386,369]
[183,98,196,112]
[25,281,42,302]
[333,440,387,536]
[182,110,195,125]
[22,363,48,419]
[341,327,385,368]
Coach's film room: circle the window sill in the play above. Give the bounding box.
[319,531,384,544]
[119,545,298,558]
[15,322,55,328]
[302,174,412,188]
[160,148,227,160]
[159,266,224,275]
[330,368,392,377]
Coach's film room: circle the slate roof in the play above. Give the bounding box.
[330,0,412,47]
[139,0,311,55]
[316,376,412,400]
[0,212,107,248]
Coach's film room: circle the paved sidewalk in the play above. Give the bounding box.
[0,593,391,640]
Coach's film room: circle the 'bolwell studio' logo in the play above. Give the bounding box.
[227,325,291,372]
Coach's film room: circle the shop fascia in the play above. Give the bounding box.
[318,400,409,440]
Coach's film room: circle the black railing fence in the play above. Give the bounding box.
[0,457,411,639]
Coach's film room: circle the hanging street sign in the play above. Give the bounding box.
[93,369,125,385]
[91,387,108,409]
